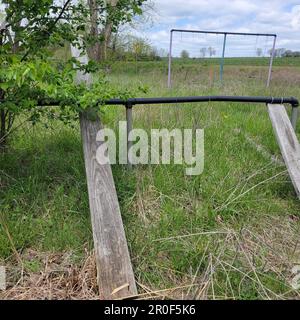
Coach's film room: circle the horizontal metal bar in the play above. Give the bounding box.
[104,96,299,108]
[170,29,277,38]
[2,95,297,108]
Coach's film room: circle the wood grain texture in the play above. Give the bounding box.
[80,113,137,299]
[268,104,300,199]
[71,41,137,299]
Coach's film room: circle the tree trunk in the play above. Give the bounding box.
[101,0,118,60]
[87,0,101,61]
[99,23,112,61]
[0,109,6,149]
[87,0,118,62]
[0,15,20,148]
[0,27,8,149]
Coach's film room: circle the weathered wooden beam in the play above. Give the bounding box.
[268,104,300,198]
[80,112,137,299]
[71,43,137,299]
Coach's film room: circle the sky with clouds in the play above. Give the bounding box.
[135,0,300,57]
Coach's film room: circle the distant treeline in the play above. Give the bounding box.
[282,50,300,57]
[51,40,300,63]
[107,34,165,61]
[51,35,166,63]
[266,48,300,58]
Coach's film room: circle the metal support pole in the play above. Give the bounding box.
[168,30,173,88]
[220,33,227,83]
[291,106,298,131]
[126,104,133,169]
[267,36,276,88]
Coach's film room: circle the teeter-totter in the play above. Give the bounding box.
[68,48,300,299]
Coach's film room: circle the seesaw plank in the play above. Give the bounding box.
[71,44,137,299]
[80,114,137,299]
[268,104,300,198]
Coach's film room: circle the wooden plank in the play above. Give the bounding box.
[80,113,137,299]
[268,104,300,198]
[71,44,137,299]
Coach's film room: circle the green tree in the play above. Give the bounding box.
[200,47,206,58]
[87,0,147,61]
[0,0,147,147]
[256,48,262,57]
[208,46,216,58]
[180,50,189,59]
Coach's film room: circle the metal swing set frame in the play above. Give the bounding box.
[167,29,277,88]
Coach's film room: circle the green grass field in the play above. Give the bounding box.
[170,56,300,66]
[1,59,300,299]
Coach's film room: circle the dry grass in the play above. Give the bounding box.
[133,215,300,300]
[130,171,162,225]
[1,214,300,300]
[0,250,99,300]
[202,215,300,299]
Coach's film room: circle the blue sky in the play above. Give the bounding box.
[134,0,300,57]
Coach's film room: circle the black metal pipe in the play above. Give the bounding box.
[2,95,297,108]
[104,96,299,108]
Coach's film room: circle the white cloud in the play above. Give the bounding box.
[291,5,300,29]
